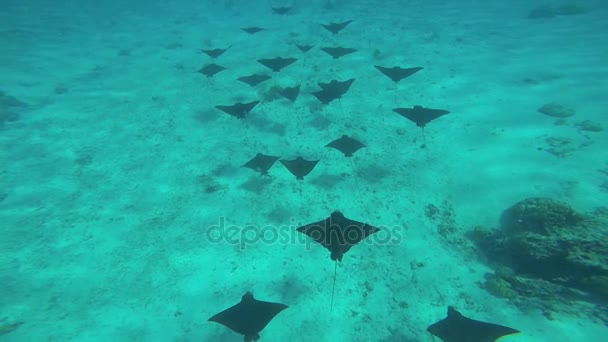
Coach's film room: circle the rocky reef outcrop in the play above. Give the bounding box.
[469,198,608,323]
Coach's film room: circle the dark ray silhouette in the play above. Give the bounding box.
[296,44,314,53]
[242,153,281,175]
[238,74,272,86]
[321,20,353,34]
[198,63,226,78]
[326,135,366,157]
[393,105,450,147]
[312,91,336,105]
[392,105,449,128]
[321,47,357,59]
[297,211,380,261]
[201,47,231,59]
[375,65,423,83]
[271,6,291,15]
[427,306,520,342]
[279,84,301,102]
[280,157,319,180]
[209,292,288,342]
[257,57,298,72]
[215,101,260,119]
[242,27,266,34]
[312,78,355,105]
[297,211,380,310]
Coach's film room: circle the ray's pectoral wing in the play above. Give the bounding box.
[242,159,257,169]
[429,109,450,120]
[474,320,520,341]
[281,160,300,177]
[298,161,317,176]
[209,305,244,333]
[251,301,289,332]
[296,218,332,249]
[340,219,380,252]
[312,89,334,104]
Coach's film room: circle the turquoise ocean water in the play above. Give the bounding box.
[1,0,607,341]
